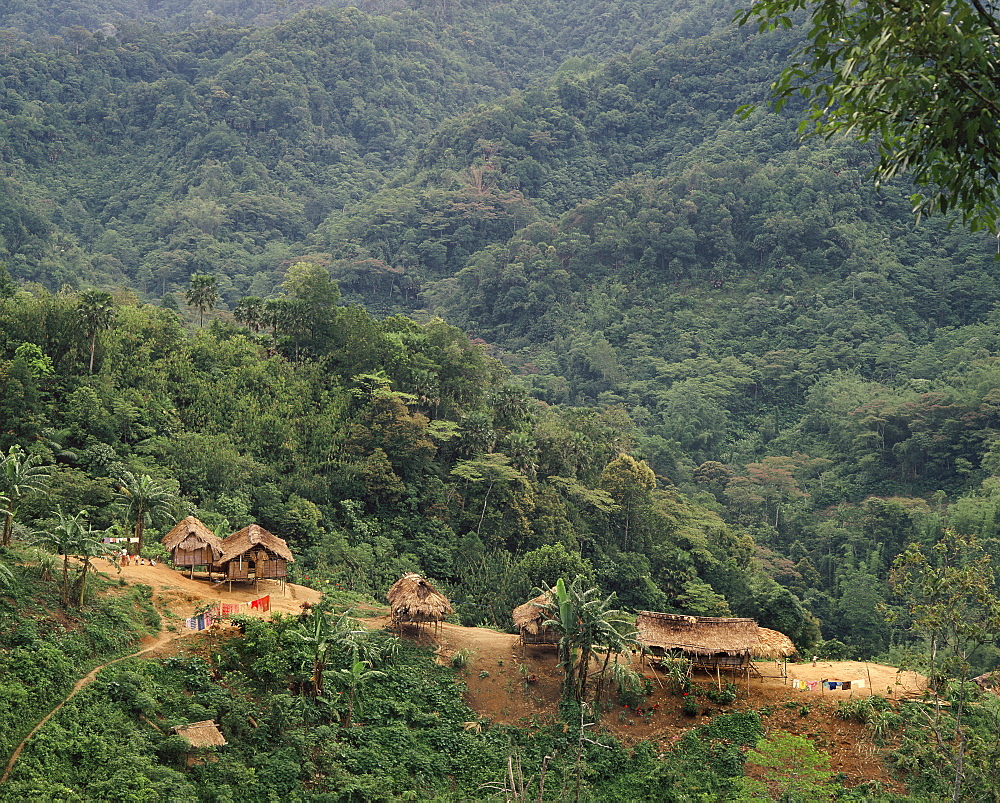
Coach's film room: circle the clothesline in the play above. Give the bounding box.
[792,678,866,691]
[186,595,271,630]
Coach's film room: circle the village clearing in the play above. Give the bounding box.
[28,559,923,794]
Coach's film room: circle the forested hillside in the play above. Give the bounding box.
[4,0,1000,795]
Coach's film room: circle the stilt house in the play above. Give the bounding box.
[386,573,452,635]
[162,516,224,575]
[636,611,761,679]
[217,524,293,584]
[512,593,559,651]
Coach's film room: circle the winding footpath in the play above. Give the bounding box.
[1,628,193,785]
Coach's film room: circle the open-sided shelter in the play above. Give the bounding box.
[162,516,224,576]
[512,593,559,652]
[636,611,762,686]
[217,524,293,587]
[386,573,452,635]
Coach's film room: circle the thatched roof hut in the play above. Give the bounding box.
[170,720,227,748]
[386,573,452,632]
[161,516,224,568]
[512,593,558,648]
[754,627,797,660]
[217,524,293,582]
[636,611,760,658]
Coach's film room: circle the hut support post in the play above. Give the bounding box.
[716,662,722,691]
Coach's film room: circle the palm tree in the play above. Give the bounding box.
[233,296,265,332]
[72,526,116,606]
[77,289,115,373]
[185,274,219,328]
[32,509,86,606]
[113,472,178,554]
[0,445,51,547]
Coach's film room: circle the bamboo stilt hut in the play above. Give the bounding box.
[386,573,452,637]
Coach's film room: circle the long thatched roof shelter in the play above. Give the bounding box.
[512,593,559,650]
[162,516,224,572]
[636,611,760,657]
[217,524,294,586]
[386,573,452,635]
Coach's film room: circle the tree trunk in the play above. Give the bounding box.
[61,553,70,607]
[136,514,145,555]
[1,511,12,547]
[78,558,91,607]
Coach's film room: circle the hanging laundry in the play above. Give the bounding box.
[792,679,801,689]
[220,603,239,616]
[250,598,260,610]
[806,681,818,691]
[259,595,270,613]
[195,614,206,631]
[854,679,865,689]
[186,617,197,630]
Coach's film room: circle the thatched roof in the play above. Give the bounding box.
[636,611,760,657]
[754,627,797,659]
[386,573,453,623]
[170,720,227,748]
[219,524,294,563]
[512,593,553,635]
[161,516,224,559]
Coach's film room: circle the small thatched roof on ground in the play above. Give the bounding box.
[512,593,553,635]
[636,611,760,657]
[219,524,294,563]
[754,627,797,659]
[161,516,224,558]
[170,720,227,748]
[386,573,453,623]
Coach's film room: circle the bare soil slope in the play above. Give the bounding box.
[365,615,921,794]
[82,565,918,793]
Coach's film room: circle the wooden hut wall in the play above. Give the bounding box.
[173,545,215,566]
[258,558,287,579]
[227,557,250,580]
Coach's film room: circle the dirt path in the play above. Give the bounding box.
[1,561,324,786]
[1,628,192,784]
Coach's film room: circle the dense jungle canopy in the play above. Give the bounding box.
[4,0,1000,796]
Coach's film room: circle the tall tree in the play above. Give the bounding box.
[885,530,1000,802]
[0,445,50,547]
[185,274,219,328]
[32,509,86,606]
[113,472,178,554]
[77,289,115,373]
[739,0,1000,231]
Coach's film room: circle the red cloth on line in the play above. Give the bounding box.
[259,595,270,613]
[250,598,260,610]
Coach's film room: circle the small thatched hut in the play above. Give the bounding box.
[386,573,452,635]
[636,611,762,684]
[170,720,227,766]
[162,517,224,575]
[512,593,559,651]
[754,627,797,660]
[217,524,294,587]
